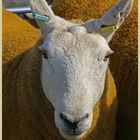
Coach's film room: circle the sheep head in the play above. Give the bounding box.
[30,0,133,139]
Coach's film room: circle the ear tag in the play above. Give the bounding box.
[32,12,50,21]
[101,24,119,32]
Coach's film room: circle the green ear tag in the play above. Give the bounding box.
[101,24,119,32]
[32,12,49,21]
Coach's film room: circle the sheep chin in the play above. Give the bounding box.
[59,131,86,140]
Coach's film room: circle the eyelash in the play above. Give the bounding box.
[103,54,110,62]
[42,50,112,61]
[42,51,48,59]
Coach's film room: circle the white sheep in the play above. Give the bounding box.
[3,0,133,140]
[2,0,28,7]
[2,0,53,7]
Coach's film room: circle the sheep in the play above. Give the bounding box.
[3,10,116,140]
[2,0,53,7]
[52,0,138,140]
[2,0,53,8]
[2,0,27,7]
[3,0,133,140]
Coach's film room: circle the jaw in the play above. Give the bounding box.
[60,130,87,140]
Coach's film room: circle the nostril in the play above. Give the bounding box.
[78,113,89,122]
[60,113,78,129]
[85,113,89,119]
[60,112,68,122]
[60,112,65,119]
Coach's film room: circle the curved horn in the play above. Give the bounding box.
[82,0,133,43]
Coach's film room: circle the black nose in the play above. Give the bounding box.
[60,113,89,130]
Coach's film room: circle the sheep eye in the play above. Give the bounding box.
[103,50,114,62]
[103,54,110,62]
[42,51,48,59]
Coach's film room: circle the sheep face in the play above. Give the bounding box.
[40,25,113,139]
[29,0,133,139]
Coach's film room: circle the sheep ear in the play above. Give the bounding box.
[82,0,133,43]
[29,0,56,38]
[30,0,54,18]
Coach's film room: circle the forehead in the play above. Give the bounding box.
[43,26,109,52]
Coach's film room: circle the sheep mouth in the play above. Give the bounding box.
[60,129,87,140]
[64,130,85,135]
[60,128,88,136]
